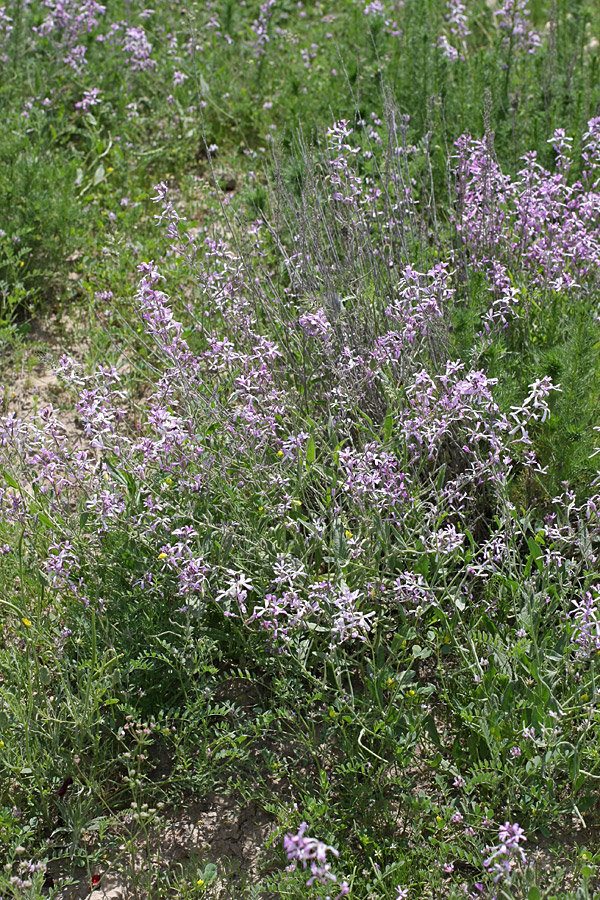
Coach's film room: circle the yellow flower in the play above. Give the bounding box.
[165,477,172,485]
[277,450,283,457]
[22,618,31,628]
[258,506,264,512]
[0,740,4,747]
[408,689,415,696]
[197,879,204,887]
[387,678,394,688]
[158,552,167,560]
[582,693,589,702]
[345,530,353,539]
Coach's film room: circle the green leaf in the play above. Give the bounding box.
[2,470,19,490]
[384,408,393,441]
[332,520,346,561]
[306,435,315,464]
[528,887,541,900]
[93,163,105,186]
[453,594,466,612]
[414,556,429,577]
[424,714,442,747]
[201,863,217,883]
[37,512,55,529]
[526,537,544,574]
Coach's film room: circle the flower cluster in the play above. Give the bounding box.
[455,119,600,307]
[283,823,349,898]
[483,821,527,883]
[495,0,541,54]
[570,586,600,657]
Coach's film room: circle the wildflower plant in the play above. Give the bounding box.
[2,2,600,899]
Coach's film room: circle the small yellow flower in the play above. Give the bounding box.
[0,740,4,747]
[258,506,264,512]
[277,450,283,457]
[197,879,204,887]
[345,530,353,539]
[165,477,172,485]
[386,678,394,688]
[329,709,336,718]
[158,552,167,560]
[436,815,443,824]
[107,167,114,173]
[582,693,589,702]
[19,261,24,267]
[408,689,415,696]
[22,618,31,628]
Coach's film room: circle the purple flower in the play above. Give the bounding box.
[121,25,156,71]
[437,35,459,60]
[250,0,276,58]
[75,88,102,112]
[570,586,600,656]
[283,823,343,889]
[484,822,527,883]
[446,0,470,39]
[364,0,384,15]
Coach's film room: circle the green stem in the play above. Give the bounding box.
[81,606,97,754]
